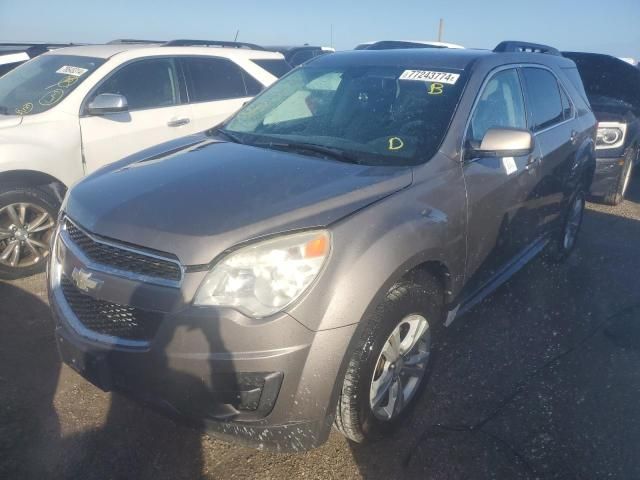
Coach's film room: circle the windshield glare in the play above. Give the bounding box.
[0,54,104,115]
[224,65,466,165]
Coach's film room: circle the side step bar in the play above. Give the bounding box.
[445,237,549,327]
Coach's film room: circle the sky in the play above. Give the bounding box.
[0,0,638,59]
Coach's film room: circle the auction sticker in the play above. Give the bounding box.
[399,70,460,84]
[503,156,517,175]
[56,66,88,77]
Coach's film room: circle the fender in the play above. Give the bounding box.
[286,153,467,333]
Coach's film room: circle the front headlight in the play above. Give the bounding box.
[194,230,330,318]
[596,122,627,150]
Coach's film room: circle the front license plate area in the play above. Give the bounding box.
[57,333,112,391]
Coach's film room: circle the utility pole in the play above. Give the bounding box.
[234,30,239,41]
[438,18,444,42]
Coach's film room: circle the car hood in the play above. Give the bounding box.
[0,114,22,129]
[65,135,412,266]
[563,52,640,116]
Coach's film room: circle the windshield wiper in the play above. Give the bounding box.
[255,141,363,164]
[212,128,244,144]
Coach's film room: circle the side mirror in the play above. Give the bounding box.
[473,128,533,157]
[86,93,128,115]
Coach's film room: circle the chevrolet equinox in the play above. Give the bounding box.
[49,41,597,451]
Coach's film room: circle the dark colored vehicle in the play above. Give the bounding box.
[49,42,596,451]
[564,52,640,205]
[0,43,82,77]
[355,40,465,50]
[0,43,52,77]
[265,45,333,67]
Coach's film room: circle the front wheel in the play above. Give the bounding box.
[603,148,635,206]
[0,186,59,280]
[334,277,442,443]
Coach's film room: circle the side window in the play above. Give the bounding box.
[263,71,342,125]
[289,49,315,66]
[93,58,179,111]
[521,68,564,131]
[183,57,249,102]
[242,71,264,96]
[469,69,527,144]
[559,85,574,119]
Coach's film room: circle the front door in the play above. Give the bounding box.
[462,67,544,295]
[80,57,193,174]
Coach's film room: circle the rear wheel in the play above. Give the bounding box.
[334,277,442,443]
[546,190,585,263]
[0,187,59,279]
[603,147,635,206]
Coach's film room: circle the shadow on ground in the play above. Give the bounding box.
[348,182,640,479]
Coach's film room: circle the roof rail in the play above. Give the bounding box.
[163,39,265,50]
[494,41,560,56]
[107,39,164,45]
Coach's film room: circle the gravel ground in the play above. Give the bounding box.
[1,180,640,479]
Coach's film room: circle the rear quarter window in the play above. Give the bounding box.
[251,59,292,78]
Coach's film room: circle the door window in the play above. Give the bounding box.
[92,58,180,111]
[522,67,564,131]
[559,85,574,119]
[183,57,253,102]
[469,68,527,144]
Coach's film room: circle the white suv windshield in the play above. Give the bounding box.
[224,65,466,166]
[0,54,104,116]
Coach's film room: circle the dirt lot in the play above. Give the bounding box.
[2,182,640,480]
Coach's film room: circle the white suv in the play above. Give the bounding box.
[0,40,288,278]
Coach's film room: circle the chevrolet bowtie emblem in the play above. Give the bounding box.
[71,267,103,294]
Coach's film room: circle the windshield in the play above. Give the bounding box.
[223,65,466,165]
[0,54,104,115]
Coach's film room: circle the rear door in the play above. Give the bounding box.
[462,67,544,294]
[180,56,261,132]
[80,57,193,173]
[520,67,576,230]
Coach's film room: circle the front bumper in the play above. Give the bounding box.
[589,155,626,198]
[48,224,356,452]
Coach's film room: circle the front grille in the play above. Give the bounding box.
[64,220,182,282]
[61,276,162,341]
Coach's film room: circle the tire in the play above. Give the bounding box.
[0,186,60,280]
[334,276,443,443]
[546,190,585,263]
[603,147,635,206]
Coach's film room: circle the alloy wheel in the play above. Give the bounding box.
[0,202,55,268]
[621,160,633,199]
[369,314,431,421]
[563,194,584,252]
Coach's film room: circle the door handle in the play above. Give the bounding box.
[167,117,190,127]
[570,130,578,144]
[525,155,541,170]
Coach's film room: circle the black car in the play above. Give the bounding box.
[265,45,333,67]
[0,43,76,77]
[564,52,640,205]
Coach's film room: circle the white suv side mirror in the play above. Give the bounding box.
[87,93,129,115]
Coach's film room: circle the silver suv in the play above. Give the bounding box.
[49,41,596,451]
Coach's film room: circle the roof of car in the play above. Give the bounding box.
[45,43,283,60]
[357,40,465,49]
[311,47,574,71]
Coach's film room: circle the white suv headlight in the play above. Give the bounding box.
[596,121,627,150]
[194,230,330,318]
